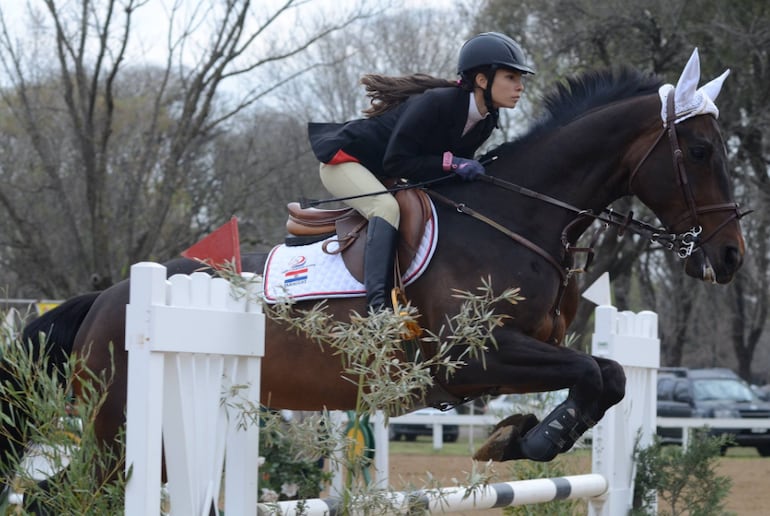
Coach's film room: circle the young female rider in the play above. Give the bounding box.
[308,32,535,314]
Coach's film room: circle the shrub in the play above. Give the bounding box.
[0,331,126,514]
[258,412,332,502]
[632,433,733,516]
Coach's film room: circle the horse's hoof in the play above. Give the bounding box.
[473,424,514,461]
[491,412,539,433]
[473,413,539,461]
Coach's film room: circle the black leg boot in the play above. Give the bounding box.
[515,398,595,461]
[364,216,398,313]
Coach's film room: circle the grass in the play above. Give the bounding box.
[658,442,763,458]
[388,435,489,456]
[721,446,763,458]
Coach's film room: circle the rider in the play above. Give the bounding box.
[308,32,535,314]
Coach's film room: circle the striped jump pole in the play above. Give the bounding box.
[257,474,607,515]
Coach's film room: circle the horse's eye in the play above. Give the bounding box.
[689,145,708,161]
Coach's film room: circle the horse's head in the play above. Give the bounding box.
[626,49,745,284]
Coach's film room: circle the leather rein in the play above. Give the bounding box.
[426,89,749,327]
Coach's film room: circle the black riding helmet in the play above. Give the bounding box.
[457,32,535,122]
[458,32,535,76]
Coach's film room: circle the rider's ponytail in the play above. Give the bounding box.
[361,73,461,117]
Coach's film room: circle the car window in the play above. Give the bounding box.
[692,378,755,402]
[673,380,690,400]
[657,378,675,400]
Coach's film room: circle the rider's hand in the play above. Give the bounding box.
[449,157,485,181]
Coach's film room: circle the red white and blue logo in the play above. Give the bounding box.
[284,255,309,286]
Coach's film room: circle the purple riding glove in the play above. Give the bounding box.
[443,152,485,180]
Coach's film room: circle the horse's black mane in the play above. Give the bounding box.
[484,66,663,157]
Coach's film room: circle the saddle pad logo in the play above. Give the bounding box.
[284,256,309,286]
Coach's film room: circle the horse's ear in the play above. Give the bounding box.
[699,69,730,102]
[674,48,701,106]
[662,48,727,124]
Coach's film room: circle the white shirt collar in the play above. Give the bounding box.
[463,92,488,136]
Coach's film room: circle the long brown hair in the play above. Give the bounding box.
[361,73,469,117]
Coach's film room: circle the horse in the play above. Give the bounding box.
[7,50,745,484]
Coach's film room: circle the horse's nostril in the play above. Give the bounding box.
[724,245,743,271]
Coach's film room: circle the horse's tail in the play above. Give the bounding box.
[0,292,100,477]
[19,291,101,378]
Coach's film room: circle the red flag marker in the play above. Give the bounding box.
[181,216,242,273]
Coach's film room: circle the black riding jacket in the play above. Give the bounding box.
[308,86,496,182]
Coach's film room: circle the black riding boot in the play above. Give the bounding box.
[364,216,398,313]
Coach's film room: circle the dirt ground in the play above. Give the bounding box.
[388,450,770,515]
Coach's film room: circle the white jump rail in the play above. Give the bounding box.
[124,262,264,516]
[258,474,608,515]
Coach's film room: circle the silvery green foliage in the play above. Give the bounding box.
[226,270,519,514]
[0,320,126,514]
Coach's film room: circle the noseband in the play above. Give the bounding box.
[627,90,746,258]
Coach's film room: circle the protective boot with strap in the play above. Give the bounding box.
[502,398,595,462]
[364,216,399,313]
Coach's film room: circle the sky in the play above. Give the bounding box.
[0,0,470,109]
[1,0,463,68]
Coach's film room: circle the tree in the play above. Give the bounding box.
[0,0,374,297]
[277,6,471,122]
[699,1,770,382]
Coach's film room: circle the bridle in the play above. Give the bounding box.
[426,89,750,340]
[627,90,747,258]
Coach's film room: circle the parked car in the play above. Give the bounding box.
[656,367,770,456]
[751,384,770,402]
[388,407,459,442]
[485,389,569,420]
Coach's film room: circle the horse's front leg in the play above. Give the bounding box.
[449,329,625,462]
[506,353,626,461]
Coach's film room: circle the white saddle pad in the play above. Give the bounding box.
[263,204,438,303]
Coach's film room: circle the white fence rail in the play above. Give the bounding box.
[124,262,265,516]
[590,306,659,516]
[656,417,770,449]
[372,414,770,453]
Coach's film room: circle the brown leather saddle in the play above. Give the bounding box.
[284,188,433,283]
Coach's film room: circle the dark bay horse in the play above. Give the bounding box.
[11,54,745,475]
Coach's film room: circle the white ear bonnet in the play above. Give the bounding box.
[658,48,729,127]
